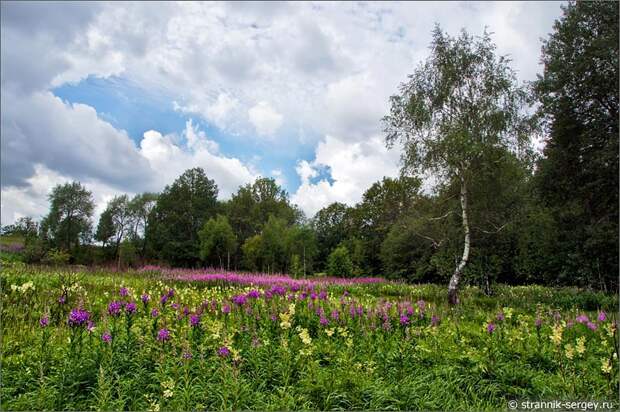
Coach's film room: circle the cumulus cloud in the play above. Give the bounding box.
[248,101,284,137]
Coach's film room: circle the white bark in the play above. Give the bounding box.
[448,176,470,305]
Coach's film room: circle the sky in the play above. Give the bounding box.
[1,1,565,225]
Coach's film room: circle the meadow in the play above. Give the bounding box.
[1,261,618,411]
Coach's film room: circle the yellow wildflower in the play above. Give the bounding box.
[550,324,564,346]
[298,328,312,345]
[601,358,612,374]
[575,337,586,356]
[325,328,335,337]
[564,344,574,360]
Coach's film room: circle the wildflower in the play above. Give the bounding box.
[182,351,192,360]
[330,310,339,321]
[39,315,49,328]
[575,337,586,356]
[232,294,247,306]
[496,312,505,322]
[326,328,335,337]
[87,320,96,333]
[171,303,180,310]
[310,292,318,300]
[108,301,123,317]
[222,304,231,314]
[119,287,129,297]
[587,321,598,331]
[247,290,261,299]
[125,302,137,315]
[141,293,150,304]
[157,328,171,342]
[486,322,496,334]
[58,295,67,305]
[535,318,543,329]
[565,344,574,360]
[550,324,564,345]
[299,328,312,345]
[68,308,90,327]
[151,308,159,318]
[101,332,112,343]
[318,290,327,300]
[553,311,561,322]
[160,294,169,305]
[279,312,292,329]
[218,346,230,357]
[163,389,173,399]
[189,314,200,327]
[431,315,440,327]
[598,311,607,322]
[400,315,410,325]
[502,307,513,320]
[576,314,589,324]
[319,316,329,326]
[601,358,612,374]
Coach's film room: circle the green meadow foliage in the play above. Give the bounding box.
[1,262,617,411]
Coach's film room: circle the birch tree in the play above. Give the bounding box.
[383,26,532,304]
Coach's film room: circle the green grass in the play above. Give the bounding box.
[1,261,618,411]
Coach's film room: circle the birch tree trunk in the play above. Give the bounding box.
[448,176,470,305]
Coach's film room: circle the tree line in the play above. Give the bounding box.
[2,1,617,297]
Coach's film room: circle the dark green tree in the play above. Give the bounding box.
[312,202,353,271]
[41,182,94,253]
[327,245,353,278]
[533,0,619,290]
[383,26,532,304]
[148,168,219,267]
[199,214,237,269]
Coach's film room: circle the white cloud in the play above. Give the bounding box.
[248,101,284,137]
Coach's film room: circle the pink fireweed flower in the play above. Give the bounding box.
[108,301,123,317]
[222,304,231,314]
[319,316,329,326]
[318,290,328,300]
[141,293,150,304]
[39,315,49,327]
[218,346,230,357]
[598,311,607,322]
[330,310,339,321]
[119,287,129,297]
[247,290,261,299]
[586,321,598,331]
[400,315,410,325]
[232,295,247,306]
[487,322,496,334]
[535,318,543,329]
[171,303,180,310]
[151,308,159,318]
[87,320,95,333]
[310,292,318,300]
[576,314,589,324]
[496,312,505,322]
[157,328,171,342]
[431,315,440,327]
[101,332,112,343]
[190,314,200,327]
[58,295,67,305]
[68,308,90,327]
[125,302,137,315]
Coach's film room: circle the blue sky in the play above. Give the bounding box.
[1,1,564,224]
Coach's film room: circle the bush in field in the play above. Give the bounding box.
[327,245,353,277]
[43,248,70,266]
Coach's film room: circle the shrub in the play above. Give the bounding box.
[327,246,353,277]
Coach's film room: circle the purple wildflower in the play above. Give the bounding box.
[232,295,247,306]
[319,316,329,326]
[247,290,261,299]
[160,294,169,305]
[330,310,339,321]
[58,295,67,305]
[598,311,607,322]
[182,351,192,360]
[416,300,426,312]
[171,303,180,310]
[141,294,150,304]
[586,321,598,331]
[487,322,496,334]
[119,287,129,297]
[496,312,505,322]
[310,292,318,300]
[39,315,49,328]
[190,314,200,327]
[167,289,175,298]
[101,332,112,343]
[400,315,410,325]
[357,306,364,316]
[157,328,171,342]
[151,308,159,318]
[576,314,589,324]
[535,318,543,329]
[318,290,328,300]
[270,314,278,322]
[108,301,123,317]
[125,301,137,315]
[87,320,95,333]
[222,304,231,314]
[218,346,230,357]
[431,315,440,327]
[68,308,90,327]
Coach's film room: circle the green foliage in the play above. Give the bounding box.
[327,246,353,278]
[0,266,617,411]
[199,215,237,269]
[312,202,353,271]
[241,235,263,272]
[148,168,219,267]
[533,0,619,290]
[41,182,95,254]
[118,240,137,268]
[43,248,71,266]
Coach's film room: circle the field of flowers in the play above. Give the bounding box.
[1,262,618,411]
